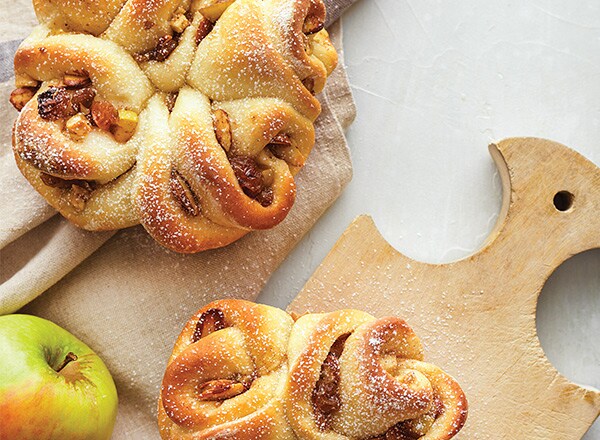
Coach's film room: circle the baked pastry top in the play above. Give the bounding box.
[10,0,338,253]
[158,300,468,439]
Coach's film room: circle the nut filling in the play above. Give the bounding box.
[134,35,180,63]
[39,172,96,211]
[192,308,227,342]
[171,170,201,217]
[196,16,214,44]
[197,379,247,401]
[368,385,444,440]
[10,87,38,111]
[268,133,305,168]
[312,333,350,430]
[229,155,273,207]
[37,86,95,121]
[31,74,138,143]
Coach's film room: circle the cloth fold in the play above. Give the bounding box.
[0,0,357,437]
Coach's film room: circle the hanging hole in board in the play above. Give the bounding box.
[553,191,574,212]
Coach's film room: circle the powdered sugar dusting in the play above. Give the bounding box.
[158,300,468,438]
[12,0,338,253]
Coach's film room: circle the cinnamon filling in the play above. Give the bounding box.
[312,333,350,430]
[211,109,281,207]
[190,308,255,402]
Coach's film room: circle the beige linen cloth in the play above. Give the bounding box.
[0,0,356,437]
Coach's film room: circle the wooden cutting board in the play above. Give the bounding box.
[288,137,600,439]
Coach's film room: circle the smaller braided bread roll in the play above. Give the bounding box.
[286,310,468,440]
[158,300,296,439]
[159,301,467,439]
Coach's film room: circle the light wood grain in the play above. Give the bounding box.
[289,137,600,439]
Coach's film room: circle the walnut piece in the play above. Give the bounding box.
[213,109,232,152]
[229,155,263,198]
[192,308,226,342]
[10,87,37,111]
[170,170,201,217]
[91,100,118,131]
[63,73,91,88]
[39,173,94,211]
[69,183,92,211]
[170,12,190,34]
[197,380,246,401]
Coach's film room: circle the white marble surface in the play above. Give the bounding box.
[258,0,600,437]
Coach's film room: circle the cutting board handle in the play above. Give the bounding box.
[290,137,600,438]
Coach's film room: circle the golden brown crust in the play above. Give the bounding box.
[159,302,468,440]
[158,300,296,439]
[285,311,468,440]
[32,0,128,35]
[134,90,309,253]
[13,154,139,230]
[266,0,337,95]
[102,0,188,53]
[187,0,322,121]
[12,0,338,252]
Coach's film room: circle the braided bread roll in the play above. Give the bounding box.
[159,301,468,439]
[13,28,153,229]
[286,310,468,439]
[159,300,296,439]
[10,0,338,253]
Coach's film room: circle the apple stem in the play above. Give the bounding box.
[55,352,78,373]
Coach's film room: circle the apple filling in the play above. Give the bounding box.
[197,0,236,23]
[303,14,325,36]
[212,109,276,207]
[133,0,223,65]
[299,13,326,95]
[27,72,139,144]
[267,133,305,168]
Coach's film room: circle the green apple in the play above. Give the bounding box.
[0,314,118,440]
